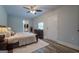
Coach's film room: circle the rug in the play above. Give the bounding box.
[13,39,49,53]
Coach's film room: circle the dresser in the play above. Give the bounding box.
[34,29,44,39]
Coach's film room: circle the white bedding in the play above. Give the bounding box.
[5,32,37,46]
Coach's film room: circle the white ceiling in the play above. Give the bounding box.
[4,5,61,18]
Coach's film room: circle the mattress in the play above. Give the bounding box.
[5,32,37,46]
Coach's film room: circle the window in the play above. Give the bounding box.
[38,22,44,30]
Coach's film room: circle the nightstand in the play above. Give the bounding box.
[0,41,7,50]
[0,34,7,50]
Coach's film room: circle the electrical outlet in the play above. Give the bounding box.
[72,37,74,40]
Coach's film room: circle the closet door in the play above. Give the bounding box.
[44,14,58,40]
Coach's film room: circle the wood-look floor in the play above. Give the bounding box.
[33,39,79,53]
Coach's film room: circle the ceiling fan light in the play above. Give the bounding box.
[30,10,36,14]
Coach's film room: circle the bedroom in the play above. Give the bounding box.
[0,5,79,53]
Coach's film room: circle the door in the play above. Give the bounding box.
[44,14,58,40]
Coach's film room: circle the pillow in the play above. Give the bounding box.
[5,31,12,38]
[11,31,15,36]
[0,27,8,33]
[0,27,12,38]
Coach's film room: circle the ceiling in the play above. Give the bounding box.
[4,5,61,18]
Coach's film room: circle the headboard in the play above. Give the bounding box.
[0,25,9,33]
[0,25,7,27]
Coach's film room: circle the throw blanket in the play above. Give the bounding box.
[5,32,37,46]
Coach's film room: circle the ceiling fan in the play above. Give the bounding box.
[23,5,42,14]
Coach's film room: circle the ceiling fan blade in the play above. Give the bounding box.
[36,10,42,12]
[26,11,30,13]
[23,7,30,10]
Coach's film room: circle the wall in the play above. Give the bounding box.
[33,6,79,49]
[7,15,33,32]
[7,15,23,32]
[33,10,58,40]
[0,6,7,26]
[57,6,79,48]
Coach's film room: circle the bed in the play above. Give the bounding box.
[5,32,38,51]
[5,32,38,45]
[0,25,38,51]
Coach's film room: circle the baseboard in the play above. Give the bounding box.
[50,39,79,50]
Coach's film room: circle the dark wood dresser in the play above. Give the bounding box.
[34,29,44,39]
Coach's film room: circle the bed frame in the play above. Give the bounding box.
[0,25,7,27]
[7,34,38,53]
[0,25,38,53]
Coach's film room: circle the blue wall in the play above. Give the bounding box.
[0,6,7,26]
[7,15,23,32]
